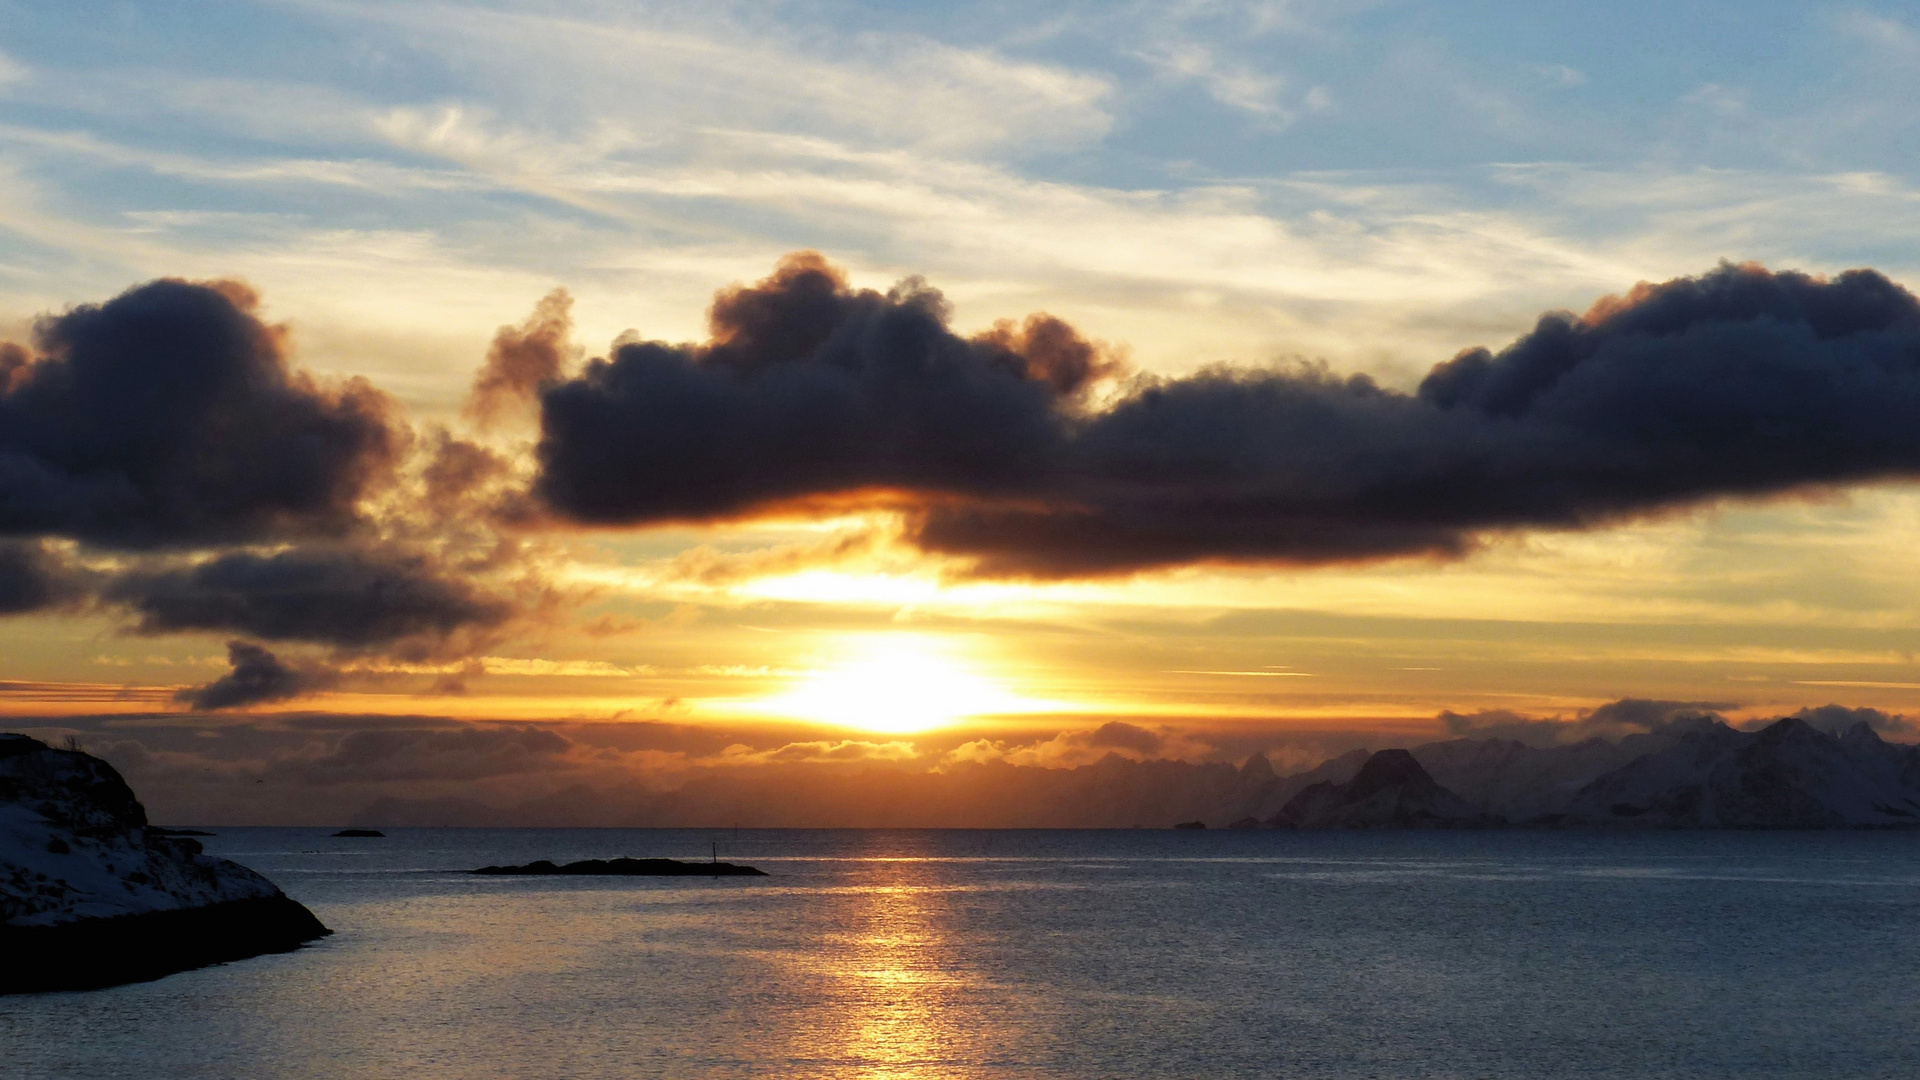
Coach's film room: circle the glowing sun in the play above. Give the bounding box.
[767,635,1018,734]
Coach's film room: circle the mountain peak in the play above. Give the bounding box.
[1270,749,1500,829]
[1841,721,1887,750]
[1345,749,1443,800]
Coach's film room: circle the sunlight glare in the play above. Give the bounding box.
[766,636,1019,734]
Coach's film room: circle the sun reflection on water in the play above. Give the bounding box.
[802,868,972,1076]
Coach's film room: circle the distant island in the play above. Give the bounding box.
[1,733,329,994]
[332,829,385,838]
[473,857,767,877]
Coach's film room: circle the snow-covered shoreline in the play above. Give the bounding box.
[1,733,329,993]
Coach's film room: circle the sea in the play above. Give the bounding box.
[5,828,1920,1079]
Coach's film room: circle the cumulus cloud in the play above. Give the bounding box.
[178,640,338,711]
[535,252,1111,525]
[105,545,513,651]
[0,278,540,664]
[466,288,573,428]
[0,278,401,549]
[532,256,1920,577]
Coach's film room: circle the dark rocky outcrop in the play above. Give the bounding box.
[1,733,329,994]
[1269,750,1504,829]
[1,895,330,994]
[471,857,767,877]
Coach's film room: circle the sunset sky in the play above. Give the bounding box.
[5,1,1920,822]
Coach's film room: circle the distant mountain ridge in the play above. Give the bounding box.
[1280,716,1920,830]
[1555,717,1920,828]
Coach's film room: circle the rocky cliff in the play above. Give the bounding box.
[1,733,329,993]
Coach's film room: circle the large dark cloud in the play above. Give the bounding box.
[0,278,400,549]
[105,547,512,650]
[535,253,1097,523]
[532,256,1920,576]
[0,278,534,655]
[0,540,86,615]
[179,640,337,711]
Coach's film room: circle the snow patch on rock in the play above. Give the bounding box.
[1,734,279,927]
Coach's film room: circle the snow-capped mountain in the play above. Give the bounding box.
[1560,718,1920,828]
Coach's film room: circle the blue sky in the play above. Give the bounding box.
[4,1,1919,412]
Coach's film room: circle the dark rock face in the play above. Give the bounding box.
[472,857,768,877]
[0,895,330,994]
[1,733,330,993]
[1269,749,1504,829]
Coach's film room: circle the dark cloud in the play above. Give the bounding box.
[0,540,86,615]
[1439,698,1731,746]
[105,546,512,650]
[178,640,337,711]
[534,252,1095,524]
[531,257,1920,577]
[0,278,401,549]
[1786,703,1919,737]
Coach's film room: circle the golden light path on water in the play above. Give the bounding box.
[832,881,958,1075]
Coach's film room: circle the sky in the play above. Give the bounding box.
[5,1,1920,823]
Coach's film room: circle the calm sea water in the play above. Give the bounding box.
[5,828,1920,1079]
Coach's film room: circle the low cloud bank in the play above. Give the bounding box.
[20,698,1907,825]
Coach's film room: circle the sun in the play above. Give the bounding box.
[765,635,1019,734]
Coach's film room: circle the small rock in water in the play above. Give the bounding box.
[471,857,768,877]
